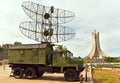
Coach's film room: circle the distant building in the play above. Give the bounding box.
[88,31,108,62]
[0,44,11,60]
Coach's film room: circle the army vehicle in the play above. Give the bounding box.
[8,1,84,81]
[9,43,84,81]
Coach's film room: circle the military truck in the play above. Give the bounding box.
[8,42,84,81]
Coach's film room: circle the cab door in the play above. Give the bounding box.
[53,52,67,66]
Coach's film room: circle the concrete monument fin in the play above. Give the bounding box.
[88,31,108,59]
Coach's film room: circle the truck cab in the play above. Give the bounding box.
[52,48,84,81]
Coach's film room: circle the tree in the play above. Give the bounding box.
[104,57,118,62]
[78,56,82,59]
[14,41,22,45]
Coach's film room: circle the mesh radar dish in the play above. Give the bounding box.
[20,1,75,43]
[22,1,75,24]
[19,21,75,42]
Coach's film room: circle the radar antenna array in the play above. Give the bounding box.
[20,1,75,43]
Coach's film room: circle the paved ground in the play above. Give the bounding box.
[0,64,93,83]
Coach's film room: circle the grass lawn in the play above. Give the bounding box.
[92,68,120,83]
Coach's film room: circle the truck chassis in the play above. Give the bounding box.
[9,63,84,81]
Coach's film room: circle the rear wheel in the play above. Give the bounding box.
[13,67,23,79]
[64,69,78,81]
[25,67,36,79]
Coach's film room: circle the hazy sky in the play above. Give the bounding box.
[0,0,120,57]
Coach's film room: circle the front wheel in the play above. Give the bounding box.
[64,69,78,81]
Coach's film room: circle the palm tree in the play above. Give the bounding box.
[55,45,67,56]
[55,45,67,51]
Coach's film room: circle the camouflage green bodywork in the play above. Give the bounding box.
[8,43,83,71]
[8,43,53,65]
[53,52,83,71]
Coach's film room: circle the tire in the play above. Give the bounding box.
[64,69,78,81]
[25,67,36,79]
[13,67,23,79]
